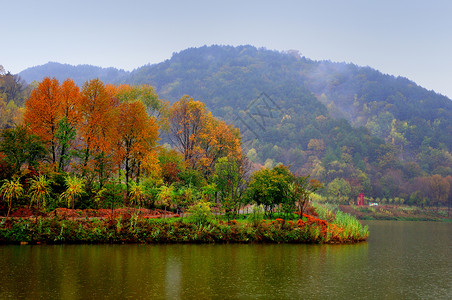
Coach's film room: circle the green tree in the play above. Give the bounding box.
[213,156,249,218]
[326,178,351,202]
[290,176,323,217]
[55,117,76,172]
[246,165,293,216]
[0,125,47,174]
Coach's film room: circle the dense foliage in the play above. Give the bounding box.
[119,46,452,206]
[0,210,368,244]
[9,45,452,208]
[0,76,253,219]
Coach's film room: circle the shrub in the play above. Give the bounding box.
[59,176,86,209]
[187,201,213,225]
[129,181,146,208]
[0,177,24,217]
[101,182,124,209]
[28,175,53,211]
[247,205,264,226]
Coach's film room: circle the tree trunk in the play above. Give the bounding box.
[59,145,66,172]
[6,198,12,218]
[125,157,130,202]
[136,161,141,184]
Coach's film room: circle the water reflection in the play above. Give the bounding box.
[0,221,450,299]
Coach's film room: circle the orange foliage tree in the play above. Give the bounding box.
[24,77,61,164]
[24,77,83,171]
[22,77,167,195]
[158,148,185,184]
[78,79,118,184]
[197,115,241,174]
[115,84,169,131]
[169,95,207,165]
[60,79,81,124]
[169,95,242,176]
[115,100,159,195]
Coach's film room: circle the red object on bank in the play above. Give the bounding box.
[360,193,364,206]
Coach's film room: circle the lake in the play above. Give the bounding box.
[0,221,451,299]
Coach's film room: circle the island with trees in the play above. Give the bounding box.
[17,46,452,212]
[0,76,368,244]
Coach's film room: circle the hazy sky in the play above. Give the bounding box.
[3,0,452,98]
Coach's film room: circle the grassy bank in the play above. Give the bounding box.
[0,208,368,245]
[337,204,451,221]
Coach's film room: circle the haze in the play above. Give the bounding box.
[3,0,452,98]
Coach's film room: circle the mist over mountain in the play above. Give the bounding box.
[18,45,452,199]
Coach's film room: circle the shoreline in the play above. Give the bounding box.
[338,204,451,222]
[0,212,368,245]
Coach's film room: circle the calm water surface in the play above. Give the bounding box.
[0,221,451,299]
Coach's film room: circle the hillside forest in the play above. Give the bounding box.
[2,45,452,210]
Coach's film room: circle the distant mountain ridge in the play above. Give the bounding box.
[18,45,452,199]
[19,62,129,86]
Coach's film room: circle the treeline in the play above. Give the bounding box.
[1,76,322,219]
[19,62,129,87]
[0,65,31,128]
[8,44,452,210]
[120,45,452,207]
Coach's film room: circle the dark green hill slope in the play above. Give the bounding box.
[18,45,452,200]
[302,61,452,153]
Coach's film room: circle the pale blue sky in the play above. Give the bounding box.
[2,0,452,98]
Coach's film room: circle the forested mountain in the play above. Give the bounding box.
[19,62,129,86]
[17,45,452,202]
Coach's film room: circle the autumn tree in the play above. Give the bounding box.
[115,84,169,129]
[24,77,61,164]
[446,176,452,217]
[158,148,185,185]
[197,116,242,175]
[169,95,207,165]
[115,100,159,196]
[78,79,118,185]
[169,95,242,175]
[23,77,82,171]
[428,174,450,208]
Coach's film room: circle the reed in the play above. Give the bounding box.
[313,202,368,242]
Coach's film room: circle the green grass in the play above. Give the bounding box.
[312,202,369,241]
